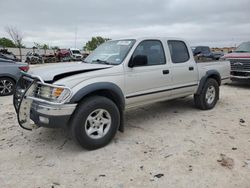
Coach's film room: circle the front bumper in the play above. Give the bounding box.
[231,71,250,81]
[13,73,75,130]
[30,102,76,128]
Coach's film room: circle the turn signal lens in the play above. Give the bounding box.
[53,88,64,97]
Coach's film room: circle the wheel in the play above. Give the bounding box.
[70,96,120,150]
[194,78,219,110]
[0,77,15,96]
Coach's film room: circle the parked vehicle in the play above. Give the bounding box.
[13,37,230,150]
[192,46,224,61]
[55,49,71,62]
[0,49,21,62]
[42,53,57,63]
[69,48,83,61]
[25,52,43,64]
[222,41,250,81]
[0,58,29,96]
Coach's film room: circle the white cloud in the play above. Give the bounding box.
[0,0,249,48]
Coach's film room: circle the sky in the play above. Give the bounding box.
[0,0,249,49]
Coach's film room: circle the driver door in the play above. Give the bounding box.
[124,40,172,107]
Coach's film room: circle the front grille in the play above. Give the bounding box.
[230,59,250,71]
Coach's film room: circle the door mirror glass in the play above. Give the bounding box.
[129,55,148,67]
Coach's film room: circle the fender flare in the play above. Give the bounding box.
[196,70,221,95]
[70,82,125,110]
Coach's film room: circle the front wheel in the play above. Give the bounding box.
[70,96,120,150]
[194,78,219,110]
[0,77,15,96]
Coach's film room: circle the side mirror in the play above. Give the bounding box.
[128,55,147,68]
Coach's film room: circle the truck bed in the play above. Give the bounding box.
[197,60,231,84]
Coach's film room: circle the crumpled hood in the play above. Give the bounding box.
[28,62,113,82]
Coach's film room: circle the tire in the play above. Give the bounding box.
[0,77,15,96]
[194,78,219,110]
[70,96,120,150]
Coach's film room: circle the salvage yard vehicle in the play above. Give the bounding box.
[69,48,83,61]
[223,41,250,81]
[25,52,43,64]
[0,49,21,62]
[13,37,230,150]
[192,46,224,61]
[0,58,29,96]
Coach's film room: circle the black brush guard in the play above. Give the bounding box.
[13,74,39,130]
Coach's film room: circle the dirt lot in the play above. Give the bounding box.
[0,83,250,188]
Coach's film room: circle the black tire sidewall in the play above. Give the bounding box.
[71,96,120,150]
[0,77,15,96]
[201,78,219,109]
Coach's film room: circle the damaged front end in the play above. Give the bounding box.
[13,73,73,130]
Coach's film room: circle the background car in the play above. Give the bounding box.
[192,46,224,60]
[0,49,21,62]
[69,48,83,61]
[0,58,29,96]
[25,52,43,64]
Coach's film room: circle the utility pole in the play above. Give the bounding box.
[74,25,77,48]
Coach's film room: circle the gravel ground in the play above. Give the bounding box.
[0,83,250,188]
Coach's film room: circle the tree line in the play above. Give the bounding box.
[0,26,111,60]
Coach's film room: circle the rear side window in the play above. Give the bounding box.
[168,40,190,63]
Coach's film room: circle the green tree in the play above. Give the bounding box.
[83,36,110,51]
[51,46,59,53]
[34,42,42,49]
[5,26,24,60]
[41,44,49,54]
[0,37,16,48]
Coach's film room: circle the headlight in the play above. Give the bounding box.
[35,84,71,103]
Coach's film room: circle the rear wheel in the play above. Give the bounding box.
[0,77,15,96]
[70,96,120,150]
[194,78,219,110]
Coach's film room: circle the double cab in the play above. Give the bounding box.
[13,37,230,150]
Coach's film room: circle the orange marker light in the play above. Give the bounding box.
[53,88,64,97]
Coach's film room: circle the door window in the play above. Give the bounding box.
[168,40,190,63]
[131,40,166,66]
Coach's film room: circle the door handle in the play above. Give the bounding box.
[189,66,194,71]
[162,70,169,74]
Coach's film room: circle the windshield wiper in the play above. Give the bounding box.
[92,59,114,65]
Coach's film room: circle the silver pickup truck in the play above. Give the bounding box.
[13,37,230,150]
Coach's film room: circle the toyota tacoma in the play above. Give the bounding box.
[13,37,230,150]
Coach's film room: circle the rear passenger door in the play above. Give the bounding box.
[167,40,198,96]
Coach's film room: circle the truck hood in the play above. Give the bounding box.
[28,62,113,82]
[223,52,250,59]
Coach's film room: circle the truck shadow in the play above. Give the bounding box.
[125,97,196,125]
[34,97,198,152]
[227,82,250,89]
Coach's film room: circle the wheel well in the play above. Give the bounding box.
[207,74,221,86]
[0,76,16,84]
[78,89,124,111]
[197,73,221,95]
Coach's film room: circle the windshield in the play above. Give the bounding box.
[72,50,81,54]
[235,42,250,52]
[85,39,136,65]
